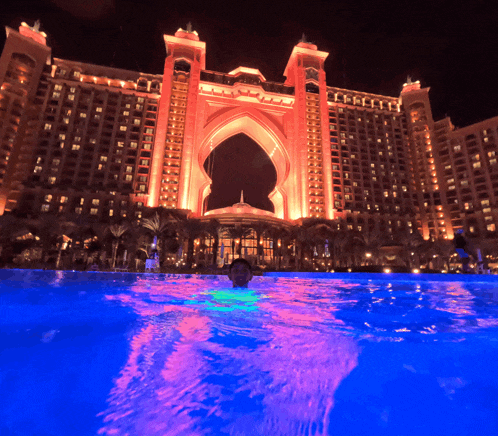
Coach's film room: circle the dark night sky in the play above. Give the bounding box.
[3,0,498,127]
[2,0,498,208]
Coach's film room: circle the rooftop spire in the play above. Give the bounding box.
[240,190,244,203]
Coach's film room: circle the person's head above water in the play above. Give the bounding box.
[228,258,253,288]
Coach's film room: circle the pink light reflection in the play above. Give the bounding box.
[98,279,359,435]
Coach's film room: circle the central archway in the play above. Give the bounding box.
[203,133,277,213]
[196,109,291,219]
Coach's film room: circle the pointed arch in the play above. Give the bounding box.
[196,108,291,219]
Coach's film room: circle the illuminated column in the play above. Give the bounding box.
[401,79,449,240]
[284,38,329,219]
[148,25,205,209]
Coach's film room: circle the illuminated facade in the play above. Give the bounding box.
[1,21,497,239]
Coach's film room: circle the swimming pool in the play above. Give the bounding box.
[1,270,498,436]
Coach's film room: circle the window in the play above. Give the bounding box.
[134,119,141,125]
[60,196,67,203]
[41,204,50,212]
[34,166,42,174]
[143,143,152,150]
[44,194,52,202]
[75,207,82,214]
[90,208,98,215]
[145,128,154,134]
[117,141,124,148]
[72,144,80,150]
[123,111,130,116]
[473,161,481,168]
[487,224,496,232]
[96,107,102,112]
[92,199,99,206]
[68,95,75,101]
[125,174,133,181]
[120,126,127,131]
[79,112,86,118]
[481,200,490,207]
[54,84,62,91]
[44,123,52,130]
[109,210,114,216]
[100,156,107,162]
[126,166,133,172]
[140,159,149,166]
[130,142,138,149]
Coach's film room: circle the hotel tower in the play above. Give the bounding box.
[1,21,497,241]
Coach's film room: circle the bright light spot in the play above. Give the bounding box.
[412,268,420,274]
[383,268,392,273]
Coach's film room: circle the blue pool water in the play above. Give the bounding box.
[1,270,498,436]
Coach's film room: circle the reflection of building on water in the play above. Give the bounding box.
[98,281,359,435]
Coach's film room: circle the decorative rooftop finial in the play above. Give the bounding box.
[300,33,307,43]
[33,20,41,31]
[186,22,193,33]
[240,190,244,204]
[406,75,413,85]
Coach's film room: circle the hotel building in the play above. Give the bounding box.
[1,21,497,241]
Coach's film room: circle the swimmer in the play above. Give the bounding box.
[228,258,253,288]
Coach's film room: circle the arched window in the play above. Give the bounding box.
[11,52,36,68]
[174,60,191,73]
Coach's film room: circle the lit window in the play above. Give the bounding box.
[44,194,52,202]
[117,141,124,148]
[126,166,133,172]
[52,92,60,99]
[473,161,481,168]
[75,207,82,214]
[145,128,154,134]
[134,119,141,125]
[96,107,102,112]
[90,208,98,215]
[72,144,80,150]
[143,143,152,150]
[120,126,127,131]
[100,156,107,162]
[44,123,52,130]
[63,118,69,124]
[60,196,67,203]
[453,145,461,152]
[79,113,86,118]
[487,224,496,232]
[68,95,75,101]
[123,111,129,116]
[125,174,133,181]
[34,166,42,174]
[109,210,114,216]
[481,199,490,207]
[92,199,99,206]
[130,142,138,149]
[140,159,149,166]
[41,204,50,212]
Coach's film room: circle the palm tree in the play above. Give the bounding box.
[176,218,208,268]
[108,223,129,269]
[140,212,172,262]
[203,219,221,265]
